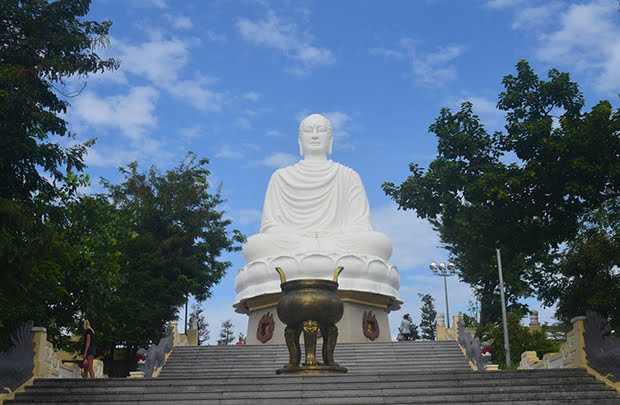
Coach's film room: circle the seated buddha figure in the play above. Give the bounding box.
[242,114,392,263]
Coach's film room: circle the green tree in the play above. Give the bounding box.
[52,185,129,350]
[0,0,119,345]
[383,60,619,326]
[418,293,437,340]
[99,153,243,369]
[1,174,126,350]
[480,311,560,369]
[536,200,620,331]
[0,0,119,203]
[190,303,210,345]
[218,319,235,345]
[409,322,421,340]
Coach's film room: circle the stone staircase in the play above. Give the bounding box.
[6,341,620,404]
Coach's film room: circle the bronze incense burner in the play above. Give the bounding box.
[275,266,347,374]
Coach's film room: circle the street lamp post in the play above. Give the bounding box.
[429,262,456,328]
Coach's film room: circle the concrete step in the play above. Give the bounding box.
[5,341,619,404]
[159,341,472,377]
[9,369,620,404]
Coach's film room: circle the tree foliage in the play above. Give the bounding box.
[190,303,210,345]
[0,0,119,346]
[383,60,619,326]
[98,153,243,359]
[0,0,118,203]
[218,319,235,346]
[418,293,437,340]
[536,200,620,330]
[480,311,560,369]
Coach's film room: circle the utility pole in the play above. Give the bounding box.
[496,247,511,368]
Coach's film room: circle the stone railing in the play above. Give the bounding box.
[0,323,104,404]
[436,313,497,371]
[130,321,198,378]
[519,311,619,394]
[31,327,104,379]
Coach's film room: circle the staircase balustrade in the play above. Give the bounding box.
[519,311,620,394]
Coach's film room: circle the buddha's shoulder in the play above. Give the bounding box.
[270,160,360,178]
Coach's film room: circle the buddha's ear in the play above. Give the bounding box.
[327,134,333,155]
[298,135,304,156]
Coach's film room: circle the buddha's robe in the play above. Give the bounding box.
[242,160,393,262]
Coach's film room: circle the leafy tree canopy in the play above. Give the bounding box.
[190,303,210,345]
[218,319,235,346]
[97,153,243,362]
[479,311,561,369]
[383,60,619,325]
[419,293,437,340]
[0,0,119,347]
[1,0,119,203]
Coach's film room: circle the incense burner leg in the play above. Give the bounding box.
[322,324,339,367]
[303,320,318,366]
[284,325,302,368]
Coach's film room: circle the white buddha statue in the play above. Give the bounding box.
[242,113,392,262]
[235,114,401,344]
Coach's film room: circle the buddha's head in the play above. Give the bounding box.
[298,114,333,159]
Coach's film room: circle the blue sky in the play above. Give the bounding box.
[65,0,619,343]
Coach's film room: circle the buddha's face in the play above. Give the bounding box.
[298,114,333,158]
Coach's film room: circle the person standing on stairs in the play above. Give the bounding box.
[82,320,96,378]
[399,314,414,341]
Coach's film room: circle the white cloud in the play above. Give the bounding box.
[322,111,355,150]
[108,37,226,111]
[236,12,335,74]
[83,144,141,169]
[444,94,506,132]
[129,0,167,8]
[242,143,260,152]
[266,129,284,137]
[234,116,252,130]
[370,38,465,86]
[163,14,193,30]
[216,145,244,160]
[215,144,260,160]
[243,91,261,101]
[237,209,262,226]
[371,203,446,270]
[205,30,227,43]
[537,1,620,92]
[178,125,203,140]
[117,38,190,82]
[511,2,562,30]
[485,0,525,9]
[172,77,225,112]
[71,86,159,141]
[368,47,406,60]
[504,0,620,94]
[255,152,298,168]
[295,45,334,67]
[83,135,174,170]
[372,201,475,337]
[411,45,465,85]
[237,12,296,50]
[322,111,351,135]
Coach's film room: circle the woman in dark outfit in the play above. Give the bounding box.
[82,319,96,378]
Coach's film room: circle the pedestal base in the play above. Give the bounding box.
[244,291,394,345]
[276,365,348,375]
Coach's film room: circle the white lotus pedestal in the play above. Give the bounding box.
[234,253,402,345]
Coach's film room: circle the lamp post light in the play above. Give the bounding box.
[429,262,456,328]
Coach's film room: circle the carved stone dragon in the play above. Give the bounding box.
[0,321,35,394]
[583,310,619,382]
